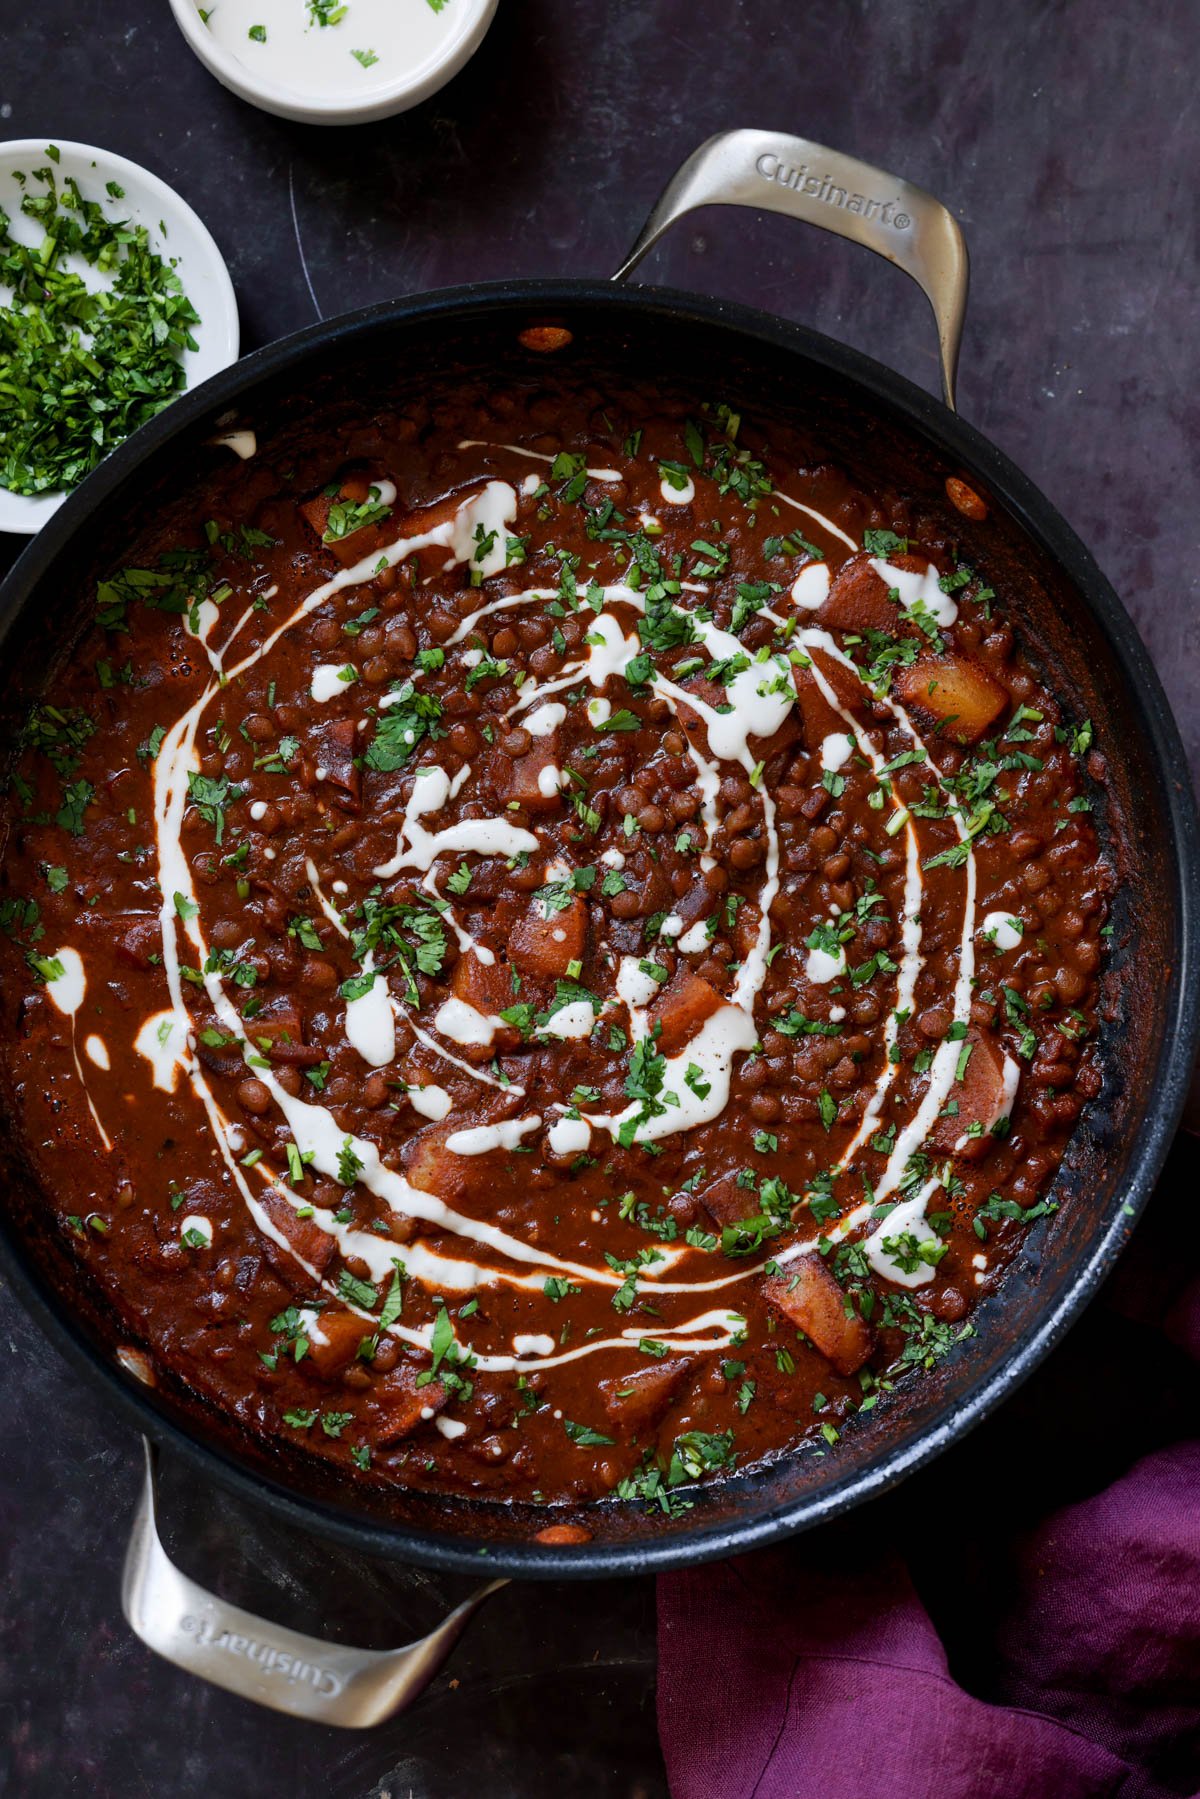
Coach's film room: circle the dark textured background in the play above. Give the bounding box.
[0,2,1196,1794]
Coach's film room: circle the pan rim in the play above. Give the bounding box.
[1,277,1196,1579]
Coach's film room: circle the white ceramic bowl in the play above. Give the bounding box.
[0,140,239,538]
[168,0,499,126]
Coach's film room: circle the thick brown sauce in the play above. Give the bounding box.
[0,374,1110,1520]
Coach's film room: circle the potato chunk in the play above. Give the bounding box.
[895,651,1007,745]
[450,947,513,1015]
[392,483,486,576]
[598,1357,694,1434]
[490,737,563,813]
[791,649,867,754]
[369,1361,446,1445]
[300,479,395,568]
[308,717,361,810]
[405,1124,479,1204]
[256,1186,336,1291]
[761,1257,872,1377]
[305,1309,372,1378]
[76,909,162,972]
[510,894,587,979]
[647,968,723,1058]
[699,1174,762,1230]
[929,1026,1016,1157]
[818,551,916,632]
[251,995,310,1057]
[114,913,163,969]
[299,492,333,539]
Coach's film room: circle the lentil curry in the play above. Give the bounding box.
[0,370,1110,1521]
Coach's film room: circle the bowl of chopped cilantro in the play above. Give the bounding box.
[0,141,238,535]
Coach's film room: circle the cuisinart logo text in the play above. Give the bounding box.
[180,1613,344,1697]
[755,153,912,229]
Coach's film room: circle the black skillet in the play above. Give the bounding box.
[1,132,1196,1723]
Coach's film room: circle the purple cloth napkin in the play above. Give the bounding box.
[657,1144,1200,1799]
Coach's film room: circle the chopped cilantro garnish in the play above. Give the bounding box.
[0,158,201,498]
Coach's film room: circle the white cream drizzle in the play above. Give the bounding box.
[409,1083,452,1122]
[148,606,959,1338]
[541,1000,595,1040]
[788,626,978,1191]
[43,947,112,1151]
[598,1004,760,1145]
[820,731,854,772]
[428,1307,746,1374]
[805,942,846,985]
[441,579,790,1130]
[869,557,959,629]
[210,429,257,460]
[439,481,519,579]
[374,763,538,879]
[660,472,695,504]
[548,1114,591,1156]
[456,441,620,484]
[445,1115,541,1156]
[125,453,1007,1386]
[524,701,566,738]
[427,864,496,969]
[774,488,858,550]
[954,1050,1020,1153]
[402,1009,521,1096]
[311,663,356,703]
[868,854,977,1200]
[981,911,1024,952]
[791,562,831,610]
[862,1182,942,1289]
[304,857,349,938]
[44,947,85,1017]
[184,600,222,663]
[616,955,661,1011]
[214,603,262,670]
[135,1009,190,1093]
[433,995,504,1049]
[343,958,396,1068]
[144,506,608,1314]
[488,583,786,1009]
[148,754,626,1294]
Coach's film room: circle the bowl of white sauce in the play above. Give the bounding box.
[169,0,499,125]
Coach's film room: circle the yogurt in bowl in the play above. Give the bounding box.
[170,0,499,124]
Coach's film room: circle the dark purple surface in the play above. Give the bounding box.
[0,0,1196,1792]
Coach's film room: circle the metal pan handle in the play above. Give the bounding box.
[121,1439,507,1726]
[612,128,969,412]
